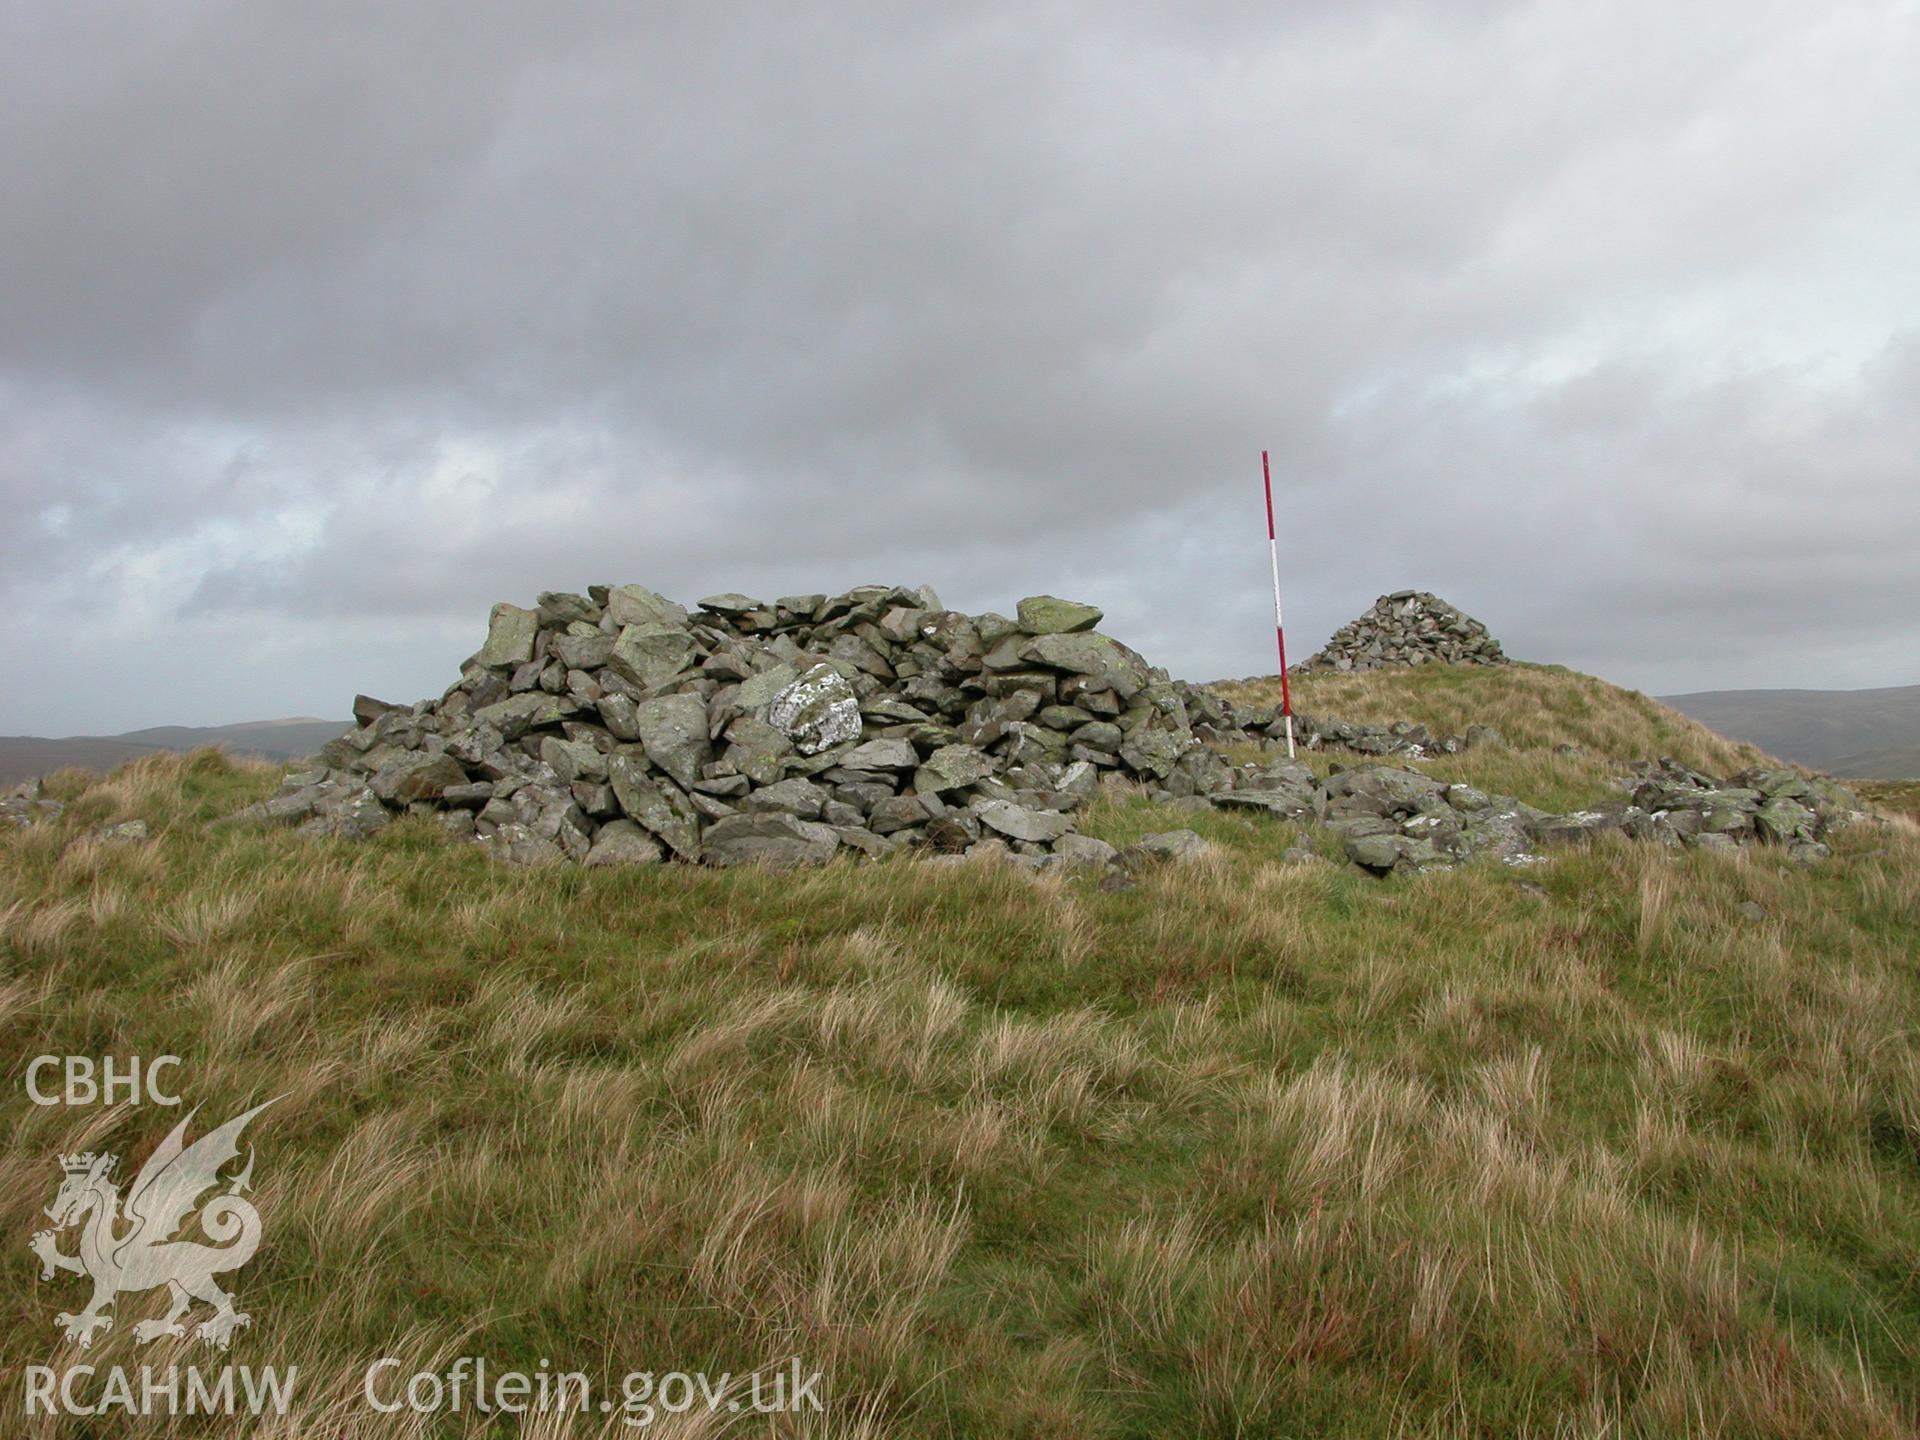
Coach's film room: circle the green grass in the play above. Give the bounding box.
[1217,661,1776,777]
[2,668,1918,1437]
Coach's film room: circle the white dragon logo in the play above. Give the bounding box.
[30,1100,276,1349]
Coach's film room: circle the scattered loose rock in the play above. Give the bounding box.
[1129,829,1210,864]
[1,778,63,829]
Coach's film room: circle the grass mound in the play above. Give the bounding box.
[1216,662,1774,777]
[2,720,1917,1435]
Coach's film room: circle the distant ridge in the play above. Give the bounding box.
[0,718,349,786]
[1658,683,1920,778]
[1824,747,1920,780]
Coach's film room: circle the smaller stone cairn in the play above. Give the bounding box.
[1299,591,1506,673]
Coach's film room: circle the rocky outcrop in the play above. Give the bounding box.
[1300,591,1506,672]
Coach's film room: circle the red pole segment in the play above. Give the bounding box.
[1262,451,1296,758]
[1263,449,1276,541]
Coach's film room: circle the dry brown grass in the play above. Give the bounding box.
[1854,779,1920,821]
[1216,661,1775,774]
[1,737,1916,1437]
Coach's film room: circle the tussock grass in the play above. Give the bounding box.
[1855,779,1920,822]
[2,703,1917,1436]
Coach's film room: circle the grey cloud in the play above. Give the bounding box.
[1,1,1915,732]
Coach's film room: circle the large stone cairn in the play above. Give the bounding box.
[1299,590,1506,672]
[235,585,1246,869]
[220,581,1863,875]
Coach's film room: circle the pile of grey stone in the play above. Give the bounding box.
[1299,591,1506,672]
[1,777,61,829]
[0,778,146,842]
[1290,713,1507,760]
[1611,759,1861,865]
[232,585,1245,870]
[221,581,1861,876]
[1315,757,1860,875]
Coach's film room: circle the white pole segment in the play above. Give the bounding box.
[1262,450,1296,759]
[1271,549,1296,760]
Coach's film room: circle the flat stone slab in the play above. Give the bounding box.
[702,813,840,868]
[1016,594,1104,635]
[973,799,1075,843]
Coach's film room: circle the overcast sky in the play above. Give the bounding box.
[3,1,1916,734]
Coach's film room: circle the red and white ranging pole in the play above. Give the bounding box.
[1262,450,1296,758]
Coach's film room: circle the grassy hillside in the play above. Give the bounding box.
[1213,663,1781,817]
[3,666,1917,1437]
[1220,663,1775,776]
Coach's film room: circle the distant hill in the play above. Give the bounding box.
[0,718,348,786]
[1823,746,1920,780]
[1657,684,1920,778]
